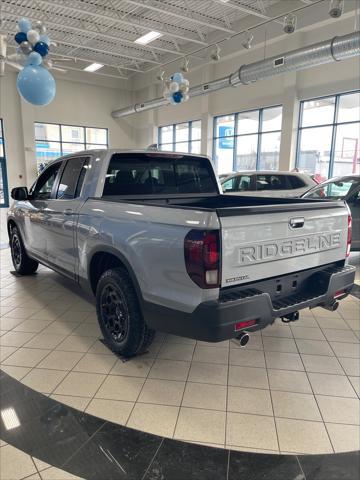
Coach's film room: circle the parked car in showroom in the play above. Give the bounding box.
[302,175,360,251]
[221,171,316,197]
[7,150,355,357]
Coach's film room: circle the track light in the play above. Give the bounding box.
[241,31,254,50]
[156,70,165,82]
[210,44,221,61]
[283,13,297,34]
[180,57,189,73]
[329,0,344,18]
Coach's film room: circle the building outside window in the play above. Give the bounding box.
[158,120,201,154]
[0,119,9,208]
[35,122,108,171]
[296,91,360,180]
[213,106,283,175]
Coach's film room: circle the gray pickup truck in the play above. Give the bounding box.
[8,150,355,356]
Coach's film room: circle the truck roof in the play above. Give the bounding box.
[45,149,209,166]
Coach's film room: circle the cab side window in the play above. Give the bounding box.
[32,163,62,200]
[57,157,89,200]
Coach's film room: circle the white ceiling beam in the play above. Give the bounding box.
[4,7,183,58]
[5,43,128,79]
[124,0,235,34]
[1,13,161,66]
[3,4,188,58]
[210,0,282,24]
[53,38,162,65]
[3,30,145,74]
[37,0,209,46]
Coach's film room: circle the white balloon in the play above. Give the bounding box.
[179,83,189,94]
[27,29,40,45]
[169,81,179,93]
[182,78,189,87]
[183,93,190,102]
[34,20,46,34]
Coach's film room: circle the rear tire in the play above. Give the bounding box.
[10,226,39,275]
[96,268,155,357]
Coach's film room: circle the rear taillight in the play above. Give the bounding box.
[184,230,220,288]
[346,212,352,257]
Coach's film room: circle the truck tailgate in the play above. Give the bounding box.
[219,203,348,287]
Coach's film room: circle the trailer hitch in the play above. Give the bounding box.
[281,311,299,323]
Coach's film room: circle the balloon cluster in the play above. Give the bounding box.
[163,72,190,105]
[14,17,56,106]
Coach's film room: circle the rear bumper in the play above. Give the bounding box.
[144,263,355,342]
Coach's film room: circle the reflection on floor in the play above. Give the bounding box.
[1,371,360,480]
[0,247,359,479]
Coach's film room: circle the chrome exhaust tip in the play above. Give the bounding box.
[330,301,339,312]
[237,331,249,347]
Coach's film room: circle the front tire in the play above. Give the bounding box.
[10,226,39,275]
[96,268,155,357]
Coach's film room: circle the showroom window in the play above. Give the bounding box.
[296,91,360,180]
[213,106,283,174]
[158,120,201,154]
[34,122,108,171]
[0,119,9,208]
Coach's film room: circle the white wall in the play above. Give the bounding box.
[131,14,359,172]
[0,72,134,190]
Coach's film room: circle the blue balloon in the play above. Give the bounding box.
[173,91,183,104]
[39,34,50,46]
[18,17,32,33]
[16,65,56,106]
[33,41,49,57]
[172,72,184,84]
[27,51,42,66]
[14,32,27,44]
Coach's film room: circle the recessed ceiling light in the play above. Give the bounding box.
[84,63,104,72]
[135,31,162,45]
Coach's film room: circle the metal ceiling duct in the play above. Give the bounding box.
[111,31,360,118]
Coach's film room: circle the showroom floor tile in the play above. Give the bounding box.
[0,247,359,459]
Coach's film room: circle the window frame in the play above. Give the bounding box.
[296,90,360,178]
[212,105,283,173]
[56,156,90,200]
[31,160,63,201]
[34,121,108,171]
[0,118,9,208]
[158,120,201,153]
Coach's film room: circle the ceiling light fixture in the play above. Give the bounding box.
[283,13,297,34]
[329,0,344,18]
[135,31,162,45]
[84,63,104,72]
[180,57,189,73]
[241,31,254,49]
[210,44,221,61]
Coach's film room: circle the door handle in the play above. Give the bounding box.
[63,208,74,216]
[289,217,305,229]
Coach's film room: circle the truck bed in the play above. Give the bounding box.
[100,193,343,214]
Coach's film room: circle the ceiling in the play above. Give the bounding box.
[1,0,322,80]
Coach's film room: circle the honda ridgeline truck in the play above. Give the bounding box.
[8,150,355,356]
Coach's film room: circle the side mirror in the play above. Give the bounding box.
[11,187,29,201]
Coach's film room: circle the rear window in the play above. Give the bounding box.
[103,153,217,196]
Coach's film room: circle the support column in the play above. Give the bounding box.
[279,70,299,172]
